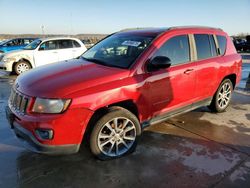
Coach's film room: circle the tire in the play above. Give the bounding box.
[90,107,141,160]
[14,61,31,75]
[209,79,233,113]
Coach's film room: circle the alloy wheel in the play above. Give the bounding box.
[97,117,136,157]
[217,82,232,109]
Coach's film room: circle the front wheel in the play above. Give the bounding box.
[14,61,31,75]
[90,107,141,160]
[209,79,233,113]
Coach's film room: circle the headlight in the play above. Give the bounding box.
[3,57,16,63]
[31,98,71,114]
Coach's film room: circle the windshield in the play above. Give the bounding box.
[0,39,10,45]
[24,39,41,50]
[82,34,154,69]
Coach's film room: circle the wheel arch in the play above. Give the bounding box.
[223,74,237,89]
[82,99,139,144]
[12,58,33,71]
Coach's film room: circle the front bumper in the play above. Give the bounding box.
[13,121,80,155]
[5,105,93,155]
[0,61,12,72]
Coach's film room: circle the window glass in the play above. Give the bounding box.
[24,40,41,50]
[6,39,20,46]
[39,40,57,50]
[155,35,190,65]
[58,40,73,49]
[82,34,154,69]
[73,40,81,48]
[194,34,212,60]
[24,39,31,45]
[216,35,227,55]
[209,35,217,57]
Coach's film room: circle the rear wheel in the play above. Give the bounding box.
[14,61,31,75]
[90,107,141,160]
[209,79,233,112]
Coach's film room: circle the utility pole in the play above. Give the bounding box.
[41,25,45,36]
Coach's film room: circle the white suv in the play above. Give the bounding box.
[0,37,87,74]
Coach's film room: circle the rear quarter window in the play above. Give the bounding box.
[216,35,227,55]
[73,40,81,48]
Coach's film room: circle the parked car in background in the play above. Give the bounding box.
[0,37,87,74]
[232,38,246,52]
[0,38,36,54]
[6,27,241,160]
[243,35,250,52]
[81,39,95,49]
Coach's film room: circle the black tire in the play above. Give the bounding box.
[14,61,31,75]
[209,79,233,113]
[90,107,141,160]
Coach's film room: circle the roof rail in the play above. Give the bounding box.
[169,26,223,31]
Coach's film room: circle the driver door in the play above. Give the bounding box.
[146,34,196,117]
[34,40,59,67]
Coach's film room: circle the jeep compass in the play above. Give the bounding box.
[6,26,242,160]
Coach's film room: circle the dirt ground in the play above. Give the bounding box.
[0,62,249,188]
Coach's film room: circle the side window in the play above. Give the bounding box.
[39,40,57,51]
[194,34,212,60]
[5,40,15,46]
[73,40,81,48]
[24,39,31,45]
[209,35,217,57]
[58,40,73,49]
[154,35,190,65]
[6,39,20,46]
[216,35,227,55]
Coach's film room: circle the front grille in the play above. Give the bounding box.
[9,88,30,114]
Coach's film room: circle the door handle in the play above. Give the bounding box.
[53,51,58,54]
[184,69,194,74]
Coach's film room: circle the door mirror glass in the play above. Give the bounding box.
[148,56,171,71]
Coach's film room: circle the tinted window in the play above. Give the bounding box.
[155,35,190,65]
[39,40,57,50]
[58,40,73,49]
[73,40,81,48]
[194,34,212,60]
[209,35,217,57]
[5,39,21,46]
[217,35,227,55]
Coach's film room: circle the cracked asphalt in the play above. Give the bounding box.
[0,62,250,188]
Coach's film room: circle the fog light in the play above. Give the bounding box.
[35,129,53,140]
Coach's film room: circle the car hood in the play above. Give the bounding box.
[16,58,130,98]
[3,49,33,58]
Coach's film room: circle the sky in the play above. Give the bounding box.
[0,0,250,35]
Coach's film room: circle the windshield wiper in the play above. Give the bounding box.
[81,57,125,69]
[82,57,109,66]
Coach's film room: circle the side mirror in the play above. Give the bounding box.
[148,56,171,71]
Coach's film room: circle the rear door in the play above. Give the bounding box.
[72,40,86,58]
[193,34,221,100]
[57,39,75,61]
[147,34,197,116]
[34,40,59,67]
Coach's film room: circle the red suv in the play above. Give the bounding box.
[6,26,242,160]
